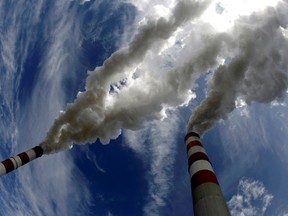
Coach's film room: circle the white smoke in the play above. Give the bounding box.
[40,0,288,153]
[40,0,210,153]
[188,1,288,134]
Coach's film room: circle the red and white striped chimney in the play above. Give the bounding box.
[185,131,230,216]
[0,146,43,176]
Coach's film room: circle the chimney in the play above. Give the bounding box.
[185,131,230,216]
[0,146,44,176]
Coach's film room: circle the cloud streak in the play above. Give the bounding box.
[124,110,180,215]
[0,1,92,215]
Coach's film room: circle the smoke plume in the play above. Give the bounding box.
[40,0,210,153]
[187,1,288,134]
[40,0,288,153]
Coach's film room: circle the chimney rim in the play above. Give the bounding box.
[185,131,200,141]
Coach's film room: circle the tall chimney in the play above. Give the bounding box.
[0,146,44,177]
[185,131,230,216]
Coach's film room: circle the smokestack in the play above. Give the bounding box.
[185,132,230,216]
[0,146,43,177]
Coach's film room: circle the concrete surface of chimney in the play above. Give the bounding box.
[185,132,231,216]
[0,146,44,177]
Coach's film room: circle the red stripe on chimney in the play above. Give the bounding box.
[188,152,211,168]
[1,159,15,173]
[186,140,203,151]
[18,152,30,165]
[191,169,219,191]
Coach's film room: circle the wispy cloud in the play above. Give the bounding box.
[0,1,92,215]
[228,178,274,216]
[124,110,181,215]
[218,94,288,169]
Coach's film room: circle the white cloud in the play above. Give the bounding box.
[0,1,92,215]
[0,0,42,149]
[124,110,181,215]
[228,178,274,216]
[126,0,176,17]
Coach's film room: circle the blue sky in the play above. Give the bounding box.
[1,0,288,215]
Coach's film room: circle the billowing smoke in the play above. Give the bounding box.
[40,0,210,153]
[40,0,288,153]
[187,1,288,134]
